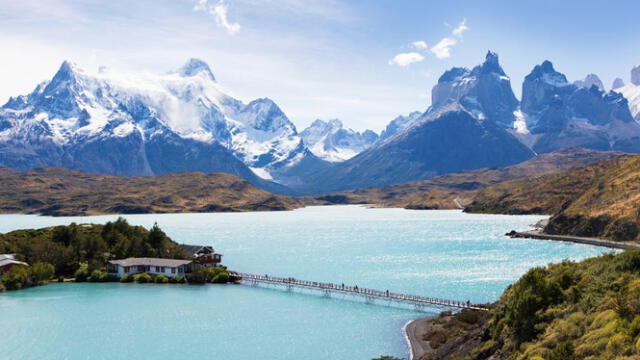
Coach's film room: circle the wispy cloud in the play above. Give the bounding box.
[430,37,457,59]
[412,40,428,51]
[388,52,425,67]
[430,19,468,59]
[452,18,468,37]
[194,0,241,35]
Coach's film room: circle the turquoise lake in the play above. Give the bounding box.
[0,206,613,359]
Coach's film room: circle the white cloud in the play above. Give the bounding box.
[388,52,425,67]
[194,0,241,35]
[452,18,468,37]
[412,40,428,51]
[430,37,457,59]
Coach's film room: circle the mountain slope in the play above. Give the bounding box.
[466,153,640,241]
[310,148,620,209]
[0,59,328,190]
[299,52,535,194]
[416,249,640,360]
[0,167,302,216]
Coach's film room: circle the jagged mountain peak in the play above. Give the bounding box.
[478,50,505,75]
[177,58,216,81]
[300,118,378,162]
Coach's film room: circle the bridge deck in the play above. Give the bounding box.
[237,272,488,311]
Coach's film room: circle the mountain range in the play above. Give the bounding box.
[3,53,640,195]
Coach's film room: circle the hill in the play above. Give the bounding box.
[414,249,640,360]
[309,148,620,209]
[465,153,640,241]
[0,167,302,216]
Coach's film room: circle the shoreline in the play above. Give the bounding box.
[404,316,435,360]
[508,230,640,250]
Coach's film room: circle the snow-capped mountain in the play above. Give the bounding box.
[518,60,640,153]
[299,52,535,193]
[0,58,327,188]
[573,74,604,91]
[616,65,640,122]
[378,111,421,141]
[299,119,378,162]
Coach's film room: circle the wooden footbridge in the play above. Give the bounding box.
[236,272,489,312]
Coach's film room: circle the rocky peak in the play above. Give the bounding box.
[612,77,625,90]
[177,58,216,81]
[574,74,604,91]
[478,50,505,75]
[521,60,574,114]
[632,65,640,86]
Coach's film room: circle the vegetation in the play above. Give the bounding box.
[0,218,187,281]
[0,167,302,216]
[417,249,640,359]
[186,267,230,284]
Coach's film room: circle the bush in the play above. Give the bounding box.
[187,268,208,284]
[74,266,90,282]
[30,262,55,283]
[134,273,152,283]
[1,266,30,290]
[88,270,108,282]
[155,274,169,284]
[120,274,133,283]
[169,276,186,284]
[211,271,230,284]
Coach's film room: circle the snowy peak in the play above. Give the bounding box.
[431,50,517,127]
[521,60,574,115]
[574,74,604,91]
[177,58,216,81]
[300,119,378,162]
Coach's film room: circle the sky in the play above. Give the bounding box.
[1,0,639,132]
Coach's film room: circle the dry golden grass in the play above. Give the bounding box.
[0,167,303,216]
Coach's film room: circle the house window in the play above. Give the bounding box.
[124,266,129,273]
[171,268,176,274]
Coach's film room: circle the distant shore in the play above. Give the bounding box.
[507,230,640,250]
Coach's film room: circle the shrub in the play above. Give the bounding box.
[120,274,133,283]
[134,273,152,283]
[155,274,169,284]
[74,266,89,282]
[1,266,30,290]
[88,270,108,282]
[30,262,55,283]
[169,276,186,284]
[187,268,208,284]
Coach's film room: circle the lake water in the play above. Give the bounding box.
[0,206,612,359]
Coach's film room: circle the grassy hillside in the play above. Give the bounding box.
[0,167,303,216]
[309,148,620,210]
[465,153,640,241]
[417,249,640,360]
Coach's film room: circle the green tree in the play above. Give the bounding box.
[1,266,30,290]
[30,262,55,283]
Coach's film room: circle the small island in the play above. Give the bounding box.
[0,218,237,291]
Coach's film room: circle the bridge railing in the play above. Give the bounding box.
[236,272,488,311]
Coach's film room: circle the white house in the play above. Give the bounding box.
[0,254,29,274]
[107,258,193,277]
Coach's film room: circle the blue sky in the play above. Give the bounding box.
[1,0,639,131]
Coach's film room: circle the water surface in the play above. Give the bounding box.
[0,206,611,359]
